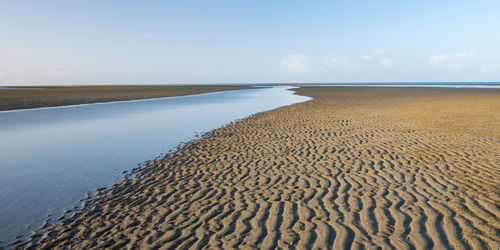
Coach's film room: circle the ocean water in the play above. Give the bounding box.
[0,86,311,244]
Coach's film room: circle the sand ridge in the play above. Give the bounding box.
[21,87,500,249]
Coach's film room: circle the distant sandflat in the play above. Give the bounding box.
[26,87,500,249]
[0,85,251,111]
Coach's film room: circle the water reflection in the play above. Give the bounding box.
[0,86,311,243]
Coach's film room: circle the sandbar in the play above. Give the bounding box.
[22,87,500,249]
[0,85,252,111]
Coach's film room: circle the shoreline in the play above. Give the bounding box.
[0,88,259,114]
[1,87,307,247]
[3,83,499,112]
[0,85,254,111]
[17,87,500,249]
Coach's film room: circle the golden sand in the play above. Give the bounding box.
[25,87,500,249]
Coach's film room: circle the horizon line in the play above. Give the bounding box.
[2,81,500,87]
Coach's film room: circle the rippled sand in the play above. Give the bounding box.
[25,87,499,249]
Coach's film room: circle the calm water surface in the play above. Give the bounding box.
[0,87,311,243]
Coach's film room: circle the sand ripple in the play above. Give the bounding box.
[22,87,500,249]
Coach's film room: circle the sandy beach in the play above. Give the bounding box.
[0,85,251,111]
[22,87,499,249]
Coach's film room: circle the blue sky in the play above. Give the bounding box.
[1,0,500,85]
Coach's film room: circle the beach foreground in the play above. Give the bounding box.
[26,87,499,249]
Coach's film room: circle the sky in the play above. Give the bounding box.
[1,0,500,85]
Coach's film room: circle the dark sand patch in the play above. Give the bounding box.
[0,85,253,111]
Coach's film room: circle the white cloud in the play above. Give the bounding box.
[379,58,395,67]
[361,55,372,61]
[361,49,396,67]
[321,55,357,71]
[373,48,384,55]
[281,54,358,75]
[281,50,404,77]
[427,51,500,78]
[281,54,312,75]
[428,52,476,70]
[401,65,414,72]
[429,54,450,64]
[481,62,500,73]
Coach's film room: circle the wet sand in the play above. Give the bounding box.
[22,87,499,249]
[0,85,251,111]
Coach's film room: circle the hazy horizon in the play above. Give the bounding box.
[1,1,500,85]
[2,81,500,87]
